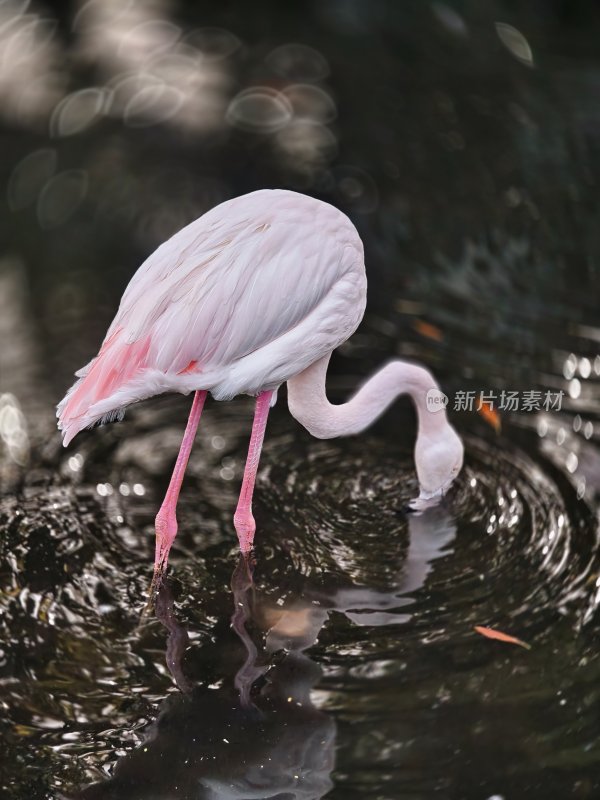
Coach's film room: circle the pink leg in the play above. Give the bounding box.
[234,390,273,553]
[154,390,207,579]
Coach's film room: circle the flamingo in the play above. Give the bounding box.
[57,189,463,581]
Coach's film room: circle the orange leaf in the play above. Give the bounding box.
[474,626,531,650]
[477,399,501,433]
[412,319,443,342]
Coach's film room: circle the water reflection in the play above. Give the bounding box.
[72,566,334,800]
[1,417,598,797]
[73,507,455,799]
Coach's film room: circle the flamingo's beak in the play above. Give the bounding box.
[409,473,458,512]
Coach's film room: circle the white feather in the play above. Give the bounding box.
[57,189,367,444]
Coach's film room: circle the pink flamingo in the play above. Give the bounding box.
[57,190,463,581]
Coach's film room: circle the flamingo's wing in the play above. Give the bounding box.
[57,190,364,445]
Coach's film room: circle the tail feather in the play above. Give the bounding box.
[57,329,152,446]
[74,358,95,378]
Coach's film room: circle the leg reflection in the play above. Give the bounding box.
[72,558,336,800]
[72,507,455,799]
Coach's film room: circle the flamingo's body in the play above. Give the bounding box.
[57,189,463,580]
[58,190,365,444]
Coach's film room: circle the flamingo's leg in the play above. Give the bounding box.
[154,390,207,579]
[234,390,273,552]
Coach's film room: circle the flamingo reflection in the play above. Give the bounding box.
[73,507,455,799]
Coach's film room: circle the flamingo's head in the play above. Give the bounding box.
[411,424,464,510]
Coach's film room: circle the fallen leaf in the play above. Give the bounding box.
[474,625,531,650]
[412,319,443,342]
[477,398,501,433]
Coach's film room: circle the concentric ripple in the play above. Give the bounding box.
[255,431,600,650]
[1,405,599,798]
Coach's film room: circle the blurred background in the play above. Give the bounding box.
[1,1,600,799]
[1,0,599,428]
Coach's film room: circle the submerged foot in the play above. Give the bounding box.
[145,508,179,608]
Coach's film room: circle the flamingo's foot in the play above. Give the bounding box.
[149,508,178,597]
[233,508,256,554]
[232,551,256,592]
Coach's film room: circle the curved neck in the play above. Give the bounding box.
[287,355,449,440]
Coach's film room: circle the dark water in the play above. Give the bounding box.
[1,2,600,798]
